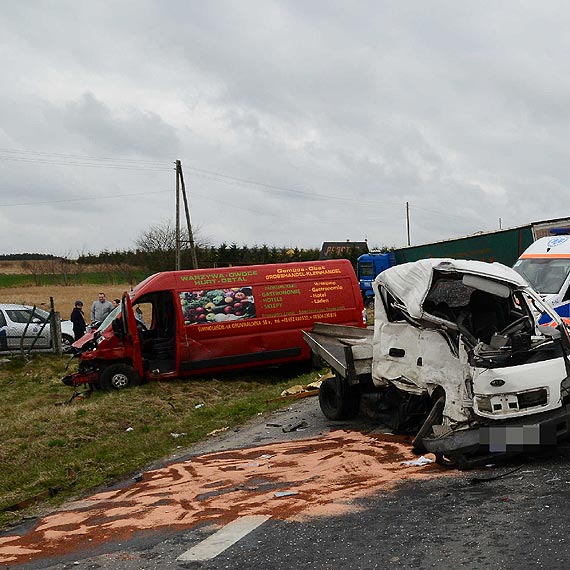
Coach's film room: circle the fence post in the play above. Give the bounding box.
[50,297,62,356]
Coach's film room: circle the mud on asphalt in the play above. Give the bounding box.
[3,396,570,569]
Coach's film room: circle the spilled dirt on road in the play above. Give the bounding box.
[0,430,452,564]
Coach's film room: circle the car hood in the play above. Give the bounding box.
[376,258,529,320]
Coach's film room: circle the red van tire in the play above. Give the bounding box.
[319,374,360,420]
[100,364,138,391]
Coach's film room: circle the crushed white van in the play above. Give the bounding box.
[304,258,570,468]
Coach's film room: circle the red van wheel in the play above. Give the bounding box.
[100,364,138,391]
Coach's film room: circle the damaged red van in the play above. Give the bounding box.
[63,260,366,389]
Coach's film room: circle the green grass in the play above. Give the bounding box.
[0,355,320,528]
[0,271,147,288]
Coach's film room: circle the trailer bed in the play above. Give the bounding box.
[303,323,373,384]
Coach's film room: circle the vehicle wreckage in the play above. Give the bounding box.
[304,258,570,468]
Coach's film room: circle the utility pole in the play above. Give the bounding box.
[176,160,199,270]
[175,161,181,270]
[406,201,411,246]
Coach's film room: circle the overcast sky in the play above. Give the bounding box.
[1,1,570,256]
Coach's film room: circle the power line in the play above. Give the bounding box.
[0,146,481,223]
[0,154,172,172]
[0,188,171,207]
[0,147,172,166]
[187,168,406,208]
[186,166,477,222]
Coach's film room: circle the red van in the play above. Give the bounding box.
[63,260,365,389]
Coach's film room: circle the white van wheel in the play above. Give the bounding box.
[319,374,360,420]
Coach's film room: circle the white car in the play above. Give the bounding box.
[0,304,75,353]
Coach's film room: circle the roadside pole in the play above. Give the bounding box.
[177,160,199,270]
[50,297,62,356]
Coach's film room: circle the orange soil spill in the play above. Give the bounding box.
[0,430,452,564]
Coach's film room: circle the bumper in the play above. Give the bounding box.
[62,371,99,387]
[423,403,570,457]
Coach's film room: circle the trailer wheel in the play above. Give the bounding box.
[100,364,138,391]
[319,374,360,420]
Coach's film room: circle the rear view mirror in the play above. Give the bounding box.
[462,274,511,298]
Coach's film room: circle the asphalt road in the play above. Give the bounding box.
[4,396,570,570]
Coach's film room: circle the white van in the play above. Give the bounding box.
[513,235,570,324]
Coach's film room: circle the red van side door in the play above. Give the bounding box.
[122,293,144,378]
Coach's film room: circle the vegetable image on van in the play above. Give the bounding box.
[180,287,256,324]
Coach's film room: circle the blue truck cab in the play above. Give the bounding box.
[357,251,396,304]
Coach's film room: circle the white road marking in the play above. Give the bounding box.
[177,515,271,562]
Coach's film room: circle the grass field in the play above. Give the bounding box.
[0,283,135,319]
[0,261,146,290]
[0,354,320,528]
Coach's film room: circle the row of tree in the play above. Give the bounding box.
[76,220,325,273]
[78,243,323,273]
[8,221,382,284]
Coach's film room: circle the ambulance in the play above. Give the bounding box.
[62,260,366,390]
[513,233,570,324]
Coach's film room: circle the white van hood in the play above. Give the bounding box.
[376,258,529,320]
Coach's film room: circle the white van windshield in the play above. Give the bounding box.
[514,258,570,294]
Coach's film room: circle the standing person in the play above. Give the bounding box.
[90,292,113,324]
[70,301,87,341]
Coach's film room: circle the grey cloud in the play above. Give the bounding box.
[55,93,180,158]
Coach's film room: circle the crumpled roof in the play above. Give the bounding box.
[375,258,529,319]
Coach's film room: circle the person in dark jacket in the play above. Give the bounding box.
[70,300,87,341]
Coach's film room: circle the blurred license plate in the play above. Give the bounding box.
[479,424,551,453]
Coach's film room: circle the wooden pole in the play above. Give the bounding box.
[178,161,199,270]
[50,297,62,356]
[175,160,181,270]
[406,201,411,246]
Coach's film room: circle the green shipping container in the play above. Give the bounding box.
[394,217,570,267]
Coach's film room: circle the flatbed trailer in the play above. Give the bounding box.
[303,323,373,385]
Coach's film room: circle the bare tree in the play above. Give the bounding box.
[135,220,209,272]
[22,260,51,286]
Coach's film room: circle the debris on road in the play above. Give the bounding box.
[282,420,308,433]
[401,456,434,467]
[0,431,450,566]
[274,491,299,498]
[207,426,229,436]
[170,432,187,438]
[269,376,328,403]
